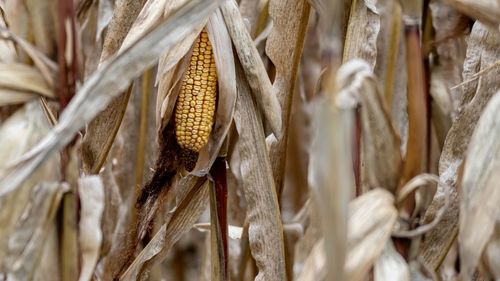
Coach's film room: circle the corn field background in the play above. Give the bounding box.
[0,0,499,280]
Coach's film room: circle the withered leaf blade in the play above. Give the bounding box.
[221,0,282,138]
[420,22,500,270]
[81,0,148,174]
[459,91,500,279]
[233,63,286,281]
[0,62,54,98]
[0,0,220,196]
[265,0,310,193]
[343,0,380,67]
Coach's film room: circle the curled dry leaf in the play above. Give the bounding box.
[78,176,105,281]
[336,59,402,194]
[459,91,500,279]
[297,189,398,281]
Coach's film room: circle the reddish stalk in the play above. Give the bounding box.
[210,157,229,280]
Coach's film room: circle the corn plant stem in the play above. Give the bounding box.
[57,1,80,280]
[210,157,229,281]
[422,1,434,172]
[353,107,362,196]
[396,23,429,259]
[383,2,402,113]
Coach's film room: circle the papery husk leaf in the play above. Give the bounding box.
[78,176,105,281]
[0,0,219,196]
[155,0,208,81]
[221,0,282,137]
[459,91,500,279]
[233,63,286,281]
[191,9,236,175]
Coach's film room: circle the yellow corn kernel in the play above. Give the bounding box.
[175,30,217,152]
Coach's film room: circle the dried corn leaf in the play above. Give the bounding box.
[221,0,282,137]
[0,0,219,195]
[233,63,286,281]
[420,22,500,270]
[337,60,402,193]
[0,62,53,98]
[308,93,354,281]
[345,189,398,281]
[81,0,147,174]
[297,189,397,281]
[121,176,209,281]
[430,70,453,149]
[443,0,500,32]
[24,0,58,58]
[0,28,57,87]
[4,0,31,62]
[343,0,380,67]
[374,241,410,281]
[459,91,500,279]
[0,90,38,106]
[78,176,105,281]
[483,231,500,279]
[296,240,326,281]
[1,182,66,280]
[265,0,310,192]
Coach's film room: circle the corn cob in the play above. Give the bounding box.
[175,30,217,152]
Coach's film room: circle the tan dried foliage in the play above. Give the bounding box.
[0,0,499,280]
